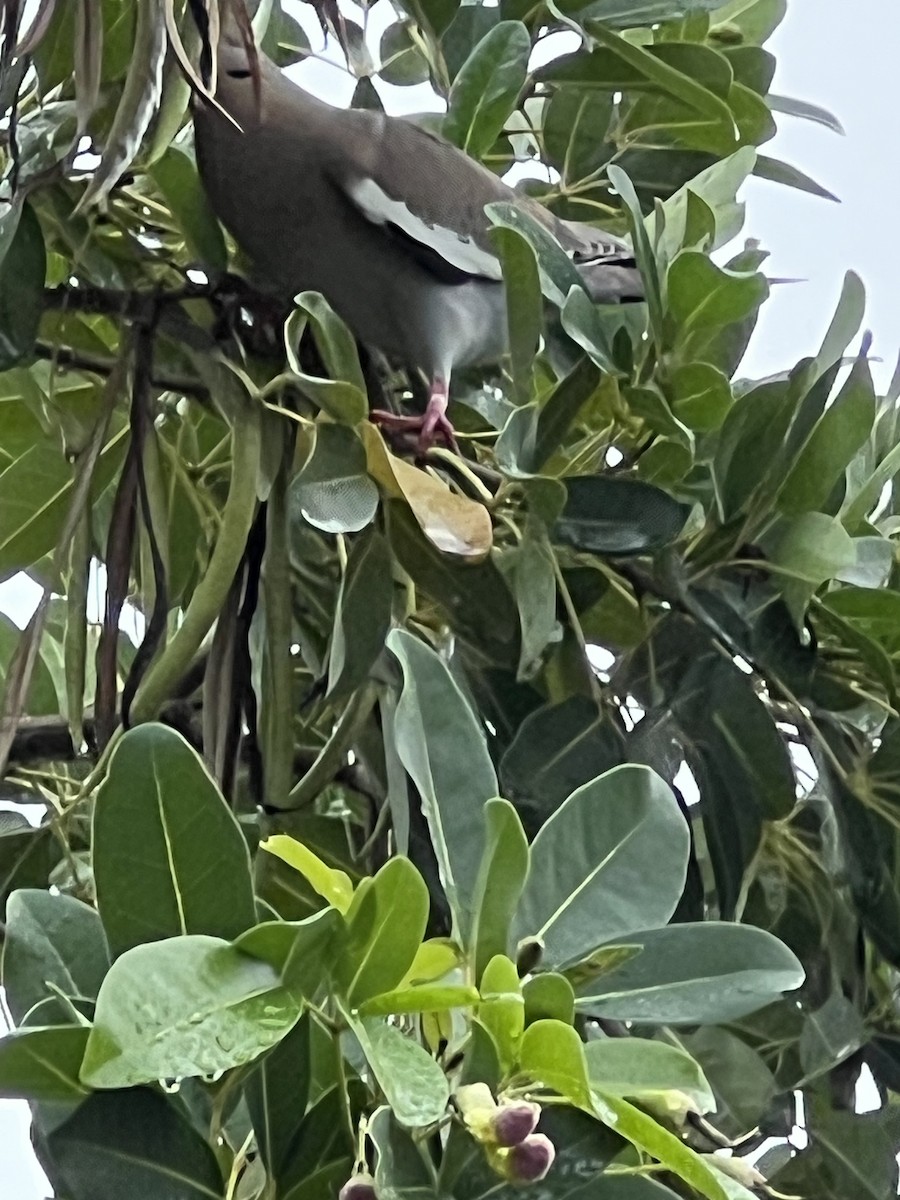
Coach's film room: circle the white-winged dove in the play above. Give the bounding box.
[193,31,643,446]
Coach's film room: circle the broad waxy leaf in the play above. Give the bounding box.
[387,629,499,939]
[93,724,257,958]
[514,765,689,967]
[45,1087,225,1200]
[81,935,303,1088]
[338,857,430,1007]
[291,422,378,534]
[555,475,690,556]
[576,922,805,1023]
[585,1037,715,1115]
[443,21,531,158]
[469,798,530,980]
[2,889,110,1025]
[356,1018,450,1128]
[0,1025,90,1101]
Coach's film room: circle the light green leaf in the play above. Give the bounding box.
[492,225,542,405]
[81,935,302,1088]
[771,511,856,585]
[668,252,768,333]
[519,1018,592,1108]
[261,835,355,914]
[338,857,429,1007]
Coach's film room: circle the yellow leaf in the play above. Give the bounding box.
[261,835,355,914]
[362,424,492,559]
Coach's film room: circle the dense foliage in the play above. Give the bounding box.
[0,1,898,1198]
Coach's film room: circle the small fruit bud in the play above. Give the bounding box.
[455,1082,499,1143]
[339,1171,377,1200]
[491,1100,541,1147]
[506,1133,555,1184]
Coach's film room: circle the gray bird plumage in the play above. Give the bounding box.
[193,32,643,441]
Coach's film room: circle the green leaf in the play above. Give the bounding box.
[519,1018,592,1107]
[0,1025,90,1101]
[260,836,355,914]
[555,475,690,556]
[443,22,531,159]
[709,0,787,44]
[799,992,865,1081]
[753,154,838,201]
[543,87,614,183]
[359,984,479,1016]
[649,147,756,266]
[501,519,559,679]
[261,5,311,66]
[291,423,378,534]
[285,299,368,424]
[2,889,110,1025]
[500,696,624,830]
[149,145,227,270]
[576,922,804,1024]
[608,165,664,346]
[379,22,430,85]
[75,0,166,209]
[592,1092,728,1200]
[486,200,586,311]
[45,1087,225,1200]
[244,1013,312,1182]
[469,799,529,981]
[671,362,733,432]
[369,1105,437,1195]
[668,251,768,333]
[523,973,575,1026]
[80,935,302,1088]
[814,269,865,380]
[479,954,525,1070]
[585,1037,715,1115]
[338,857,430,1007]
[356,1018,450,1128]
[387,629,499,940]
[328,526,393,697]
[235,909,343,999]
[561,286,620,374]
[93,723,257,958]
[492,225,542,406]
[768,93,844,133]
[0,202,45,370]
[534,357,602,468]
[771,511,856,585]
[777,350,876,514]
[514,765,689,968]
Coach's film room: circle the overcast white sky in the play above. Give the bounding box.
[2,0,898,1193]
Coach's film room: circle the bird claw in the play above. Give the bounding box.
[370,408,456,455]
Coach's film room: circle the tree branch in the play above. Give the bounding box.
[34,342,208,399]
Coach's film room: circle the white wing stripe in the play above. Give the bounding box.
[347,176,504,281]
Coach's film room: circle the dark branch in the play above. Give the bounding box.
[34,342,207,399]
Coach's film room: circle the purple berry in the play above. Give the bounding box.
[492,1101,541,1147]
[339,1171,377,1200]
[507,1133,555,1183]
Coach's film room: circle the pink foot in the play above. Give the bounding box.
[370,379,455,454]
